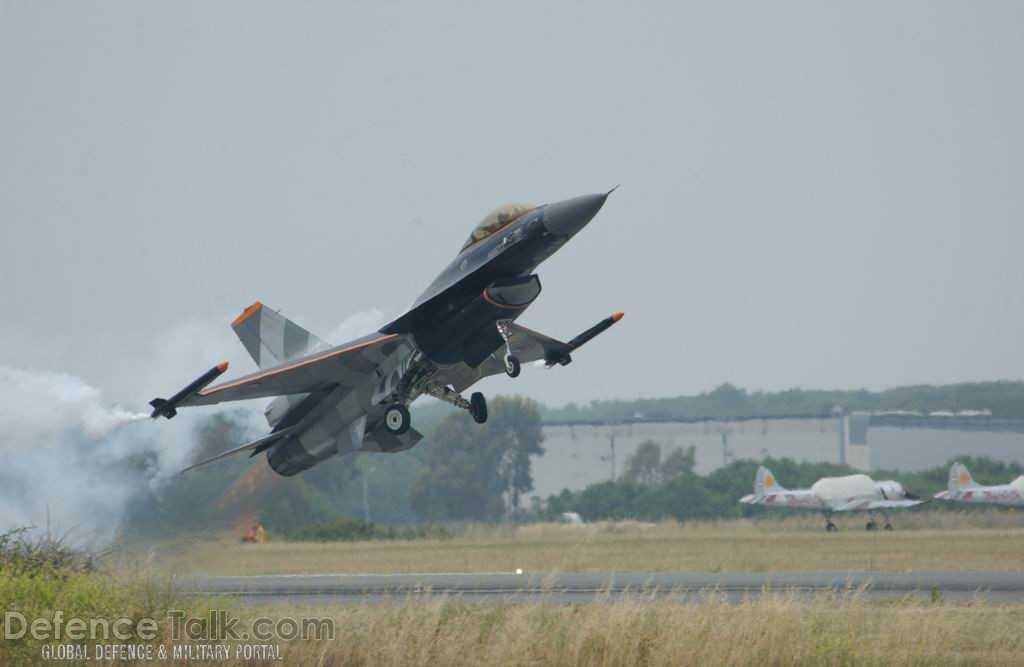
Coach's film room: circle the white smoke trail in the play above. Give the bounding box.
[0,308,394,542]
[0,364,259,542]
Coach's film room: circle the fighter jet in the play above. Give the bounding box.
[740,466,924,531]
[933,462,1024,507]
[150,193,623,475]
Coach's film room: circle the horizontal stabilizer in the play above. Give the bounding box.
[361,425,423,454]
[179,426,297,473]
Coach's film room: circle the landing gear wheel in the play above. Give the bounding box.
[470,392,488,424]
[866,521,878,531]
[504,355,521,378]
[826,522,837,533]
[883,523,893,531]
[384,404,411,435]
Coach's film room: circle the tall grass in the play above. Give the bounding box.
[250,594,1024,666]
[7,526,1024,665]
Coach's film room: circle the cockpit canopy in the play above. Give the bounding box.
[462,203,535,251]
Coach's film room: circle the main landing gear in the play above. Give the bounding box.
[384,404,411,435]
[496,320,521,378]
[826,521,837,532]
[426,385,489,424]
[865,514,894,531]
[469,392,488,424]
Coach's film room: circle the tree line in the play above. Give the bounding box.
[543,381,1024,422]
[122,390,1024,538]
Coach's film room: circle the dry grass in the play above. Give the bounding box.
[145,511,1024,576]
[158,594,1024,666]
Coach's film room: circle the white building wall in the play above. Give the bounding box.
[533,418,847,498]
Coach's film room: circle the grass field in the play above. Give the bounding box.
[257,594,1024,666]
[143,511,1024,576]
[9,518,1024,665]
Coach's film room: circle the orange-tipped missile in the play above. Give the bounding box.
[149,361,229,420]
[549,311,625,366]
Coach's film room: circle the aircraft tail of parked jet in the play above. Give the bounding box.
[947,461,979,495]
[934,461,1024,506]
[741,466,786,503]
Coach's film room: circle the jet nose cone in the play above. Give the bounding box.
[543,192,609,237]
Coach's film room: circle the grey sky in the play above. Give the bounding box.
[3,1,1022,408]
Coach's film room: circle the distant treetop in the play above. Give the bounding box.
[542,381,1024,423]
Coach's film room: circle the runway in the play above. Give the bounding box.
[176,571,1024,603]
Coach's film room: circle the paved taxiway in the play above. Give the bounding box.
[177,571,1024,603]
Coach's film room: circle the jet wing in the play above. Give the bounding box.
[151,334,406,415]
[507,324,573,366]
[444,324,571,391]
[449,313,626,391]
[833,499,926,512]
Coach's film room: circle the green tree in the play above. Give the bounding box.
[623,440,662,484]
[409,396,545,522]
[661,445,696,481]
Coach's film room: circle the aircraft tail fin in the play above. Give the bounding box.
[231,302,330,369]
[949,462,978,494]
[755,466,786,498]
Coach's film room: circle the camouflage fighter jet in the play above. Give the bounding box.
[933,462,1024,507]
[150,192,623,475]
[740,466,924,531]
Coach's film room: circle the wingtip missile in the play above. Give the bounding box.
[149,361,229,419]
[547,311,625,366]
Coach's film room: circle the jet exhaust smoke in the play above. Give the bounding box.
[0,364,255,542]
[0,308,399,542]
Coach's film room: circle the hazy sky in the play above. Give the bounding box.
[3,1,1022,408]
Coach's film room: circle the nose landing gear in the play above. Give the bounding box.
[504,355,521,378]
[496,320,521,378]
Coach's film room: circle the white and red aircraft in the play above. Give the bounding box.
[934,462,1024,507]
[740,466,924,531]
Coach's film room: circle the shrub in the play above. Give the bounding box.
[285,517,452,542]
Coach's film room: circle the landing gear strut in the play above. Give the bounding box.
[426,385,489,425]
[496,320,521,378]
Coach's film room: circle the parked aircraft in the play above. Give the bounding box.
[150,192,623,475]
[740,466,924,531]
[933,462,1024,507]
